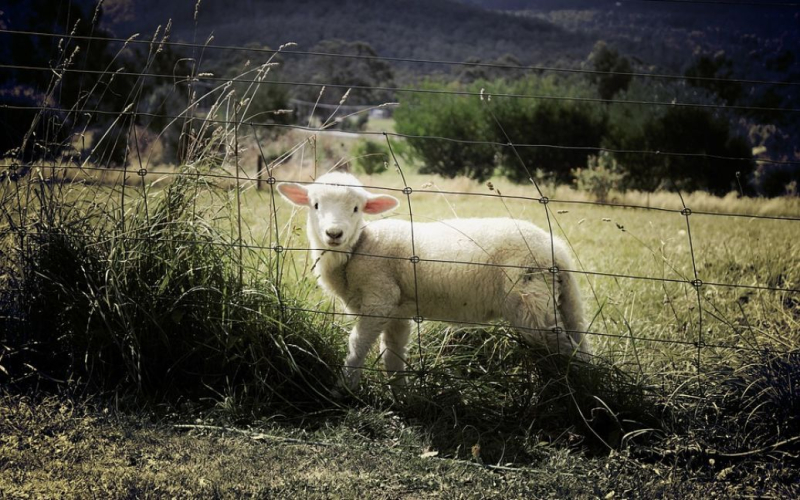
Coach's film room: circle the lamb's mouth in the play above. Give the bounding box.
[326,238,342,247]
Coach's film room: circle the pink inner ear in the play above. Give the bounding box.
[364,195,399,214]
[277,183,310,206]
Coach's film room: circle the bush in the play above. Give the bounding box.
[352,140,389,175]
[490,77,607,184]
[394,80,497,181]
[572,152,627,202]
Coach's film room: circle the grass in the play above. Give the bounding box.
[2,393,798,498]
[2,29,799,493]
[2,159,798,471]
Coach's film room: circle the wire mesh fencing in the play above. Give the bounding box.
[1,18,798,417]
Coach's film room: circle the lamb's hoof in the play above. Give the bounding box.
[331,375,359,400]
[389,385,409,404]
[330,387,346,400]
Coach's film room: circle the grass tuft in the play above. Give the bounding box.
[0,170,341,415]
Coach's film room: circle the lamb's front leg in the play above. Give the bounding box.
[342,316,389,390]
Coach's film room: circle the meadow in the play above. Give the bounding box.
[2,0,799,494]
[2,132,799,495]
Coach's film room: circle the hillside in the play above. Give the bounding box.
[103,0,594,72]
[461,0,800,82]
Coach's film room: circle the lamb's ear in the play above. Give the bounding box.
[276,183,310,207]
[363,194,399,214]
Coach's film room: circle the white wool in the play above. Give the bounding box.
[278,172,591,389]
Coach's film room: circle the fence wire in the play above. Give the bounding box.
[2,24,799,393]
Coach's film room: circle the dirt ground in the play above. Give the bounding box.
[2,394,797,499]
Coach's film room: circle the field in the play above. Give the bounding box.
[3,0,800,494]
[2,144,799,496]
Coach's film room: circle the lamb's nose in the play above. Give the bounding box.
[326,229,343,239]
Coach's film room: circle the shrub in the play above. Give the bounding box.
[352,140,389,175]
[572,152,627,202]
[394,80,497,181]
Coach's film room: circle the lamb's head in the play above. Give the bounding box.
[277,172,399,250]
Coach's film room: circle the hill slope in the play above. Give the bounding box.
[104,0,593,69]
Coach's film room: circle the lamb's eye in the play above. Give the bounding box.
[354,206,359,213]
[314,202,319,210]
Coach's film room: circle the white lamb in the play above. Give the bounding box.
[277,171,591,389]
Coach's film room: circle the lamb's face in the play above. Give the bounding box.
[307,185,367,249]
[277,173,399,250]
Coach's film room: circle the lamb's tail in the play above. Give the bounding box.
[559,269,592,362]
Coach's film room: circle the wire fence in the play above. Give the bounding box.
[1,19,799,393]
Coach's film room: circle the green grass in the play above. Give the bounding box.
[2,60,799,493]
[6,159,798,466]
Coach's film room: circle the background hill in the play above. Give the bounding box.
[2,0,798,193]
[103,0,594,78]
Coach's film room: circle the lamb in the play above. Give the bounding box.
[277,171,591,390]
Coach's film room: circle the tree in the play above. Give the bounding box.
[458,54,526,84]
[492,77,607,184]
[606,106,753,195]
[685,54,742,105]
[589,42,633,101]
[394,81,496,181]
[295,40,395,109]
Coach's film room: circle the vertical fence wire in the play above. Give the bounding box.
[384,133,426,382]
[234,100,244,290]
[485,101,566,358]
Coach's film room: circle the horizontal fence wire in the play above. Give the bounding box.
[3,61,800,115]
[3,26,800,88]
[4,162,800,222]
[3,104,800,169]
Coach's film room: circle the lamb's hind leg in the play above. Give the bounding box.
[503,274,581,359]
[380,319,411,387]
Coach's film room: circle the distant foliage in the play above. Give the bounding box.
[296,40,395,108]
[395,77,606,184]
[604,80,754,194]
[572,152,627,202]
[457,54,528,84]
[685,54,742,105]
[753,163,800,198]
[352,140,389,175]
[491,77,607,183]
[394,81,497,181]
[589,42,633,101]
[396,76,754,195]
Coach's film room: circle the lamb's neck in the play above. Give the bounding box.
[309,230,360,300]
